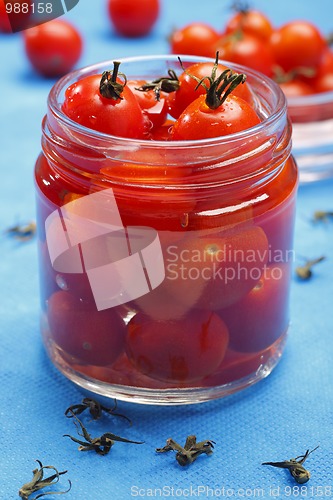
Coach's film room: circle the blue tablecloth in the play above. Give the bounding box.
[1,1,333,498]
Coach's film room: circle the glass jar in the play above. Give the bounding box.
[287,89,333,183]
[35,55,298,405]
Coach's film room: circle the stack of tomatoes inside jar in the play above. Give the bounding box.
[169,7,333,98]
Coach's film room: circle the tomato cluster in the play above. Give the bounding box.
[169,9,333,97]
[62,56,260,141]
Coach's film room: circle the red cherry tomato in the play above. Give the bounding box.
[126,80,169,130]
[167,60,253,119]
[169,22,220,58]
[0,0,11,32]
[270,21,326,74]
[0,0,31,32]
[314,71,333,93]
[72,353,178,389]
[125,310,229,383]
[278,78,313,98]
[311,49,333,93]
[47,291,126,366]
[149,119,175,140]
[107,0,159,37]
[62,70,149,138]
[215,32,275,77]
[162,225,269,311]
[23,19,82,77]
[225,9,274,41]
[171,92,260,141]
[219,264,290,352]
[202,346,272,386]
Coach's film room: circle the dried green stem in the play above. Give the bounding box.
[99,61,127,100]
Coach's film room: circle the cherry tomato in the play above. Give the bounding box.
[107,0,159,37]
[169,22,220,58]
[219,264,290,352]
[167,60,253,119]
[149,119,175,140]
[171,93,260,141]
[0,0,11,32]
[47,291,126,366]
[125,310,229,382]
[126,80,169,130]
[0,0,31,32]
[62,69,149,138]
[162,225,269,311]
[225,9,274,41]
[215,32,275,77]
[312,49,333,93]
[270,21,326,74]
[23,19,82,77]
[202,346,272,386]
[314,71,333,93]
[278,78,313,98]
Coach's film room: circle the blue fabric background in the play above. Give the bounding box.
[1,0,333,498]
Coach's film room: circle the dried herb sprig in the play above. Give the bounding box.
[65,397,131,424]
[295,256,326,280]
[156,435,215,466]
[63,413,143,455]
[19,460,71,499]
[5,221,36,241]
[312,210,333,223]
[99,61,127,100]
[262,446,319,484]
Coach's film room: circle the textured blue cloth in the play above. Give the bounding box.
[1,1,333,498]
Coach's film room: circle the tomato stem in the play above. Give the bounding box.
[273,64,316,84]
[231,0,250,14]
[99,61,127,100]
[179,52,246,110]
[135,69,180,101]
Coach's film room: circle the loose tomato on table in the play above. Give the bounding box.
[0,0,11,32]
[107,0,159,37]
[125,310,229,383]
[0,0,31,32]
[169,22,220,58]
[23,19,82,77]
[47,291,126,366]
[62,62,149,138]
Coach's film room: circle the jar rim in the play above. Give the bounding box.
[287,88,333,108]
[47,54,288,149]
